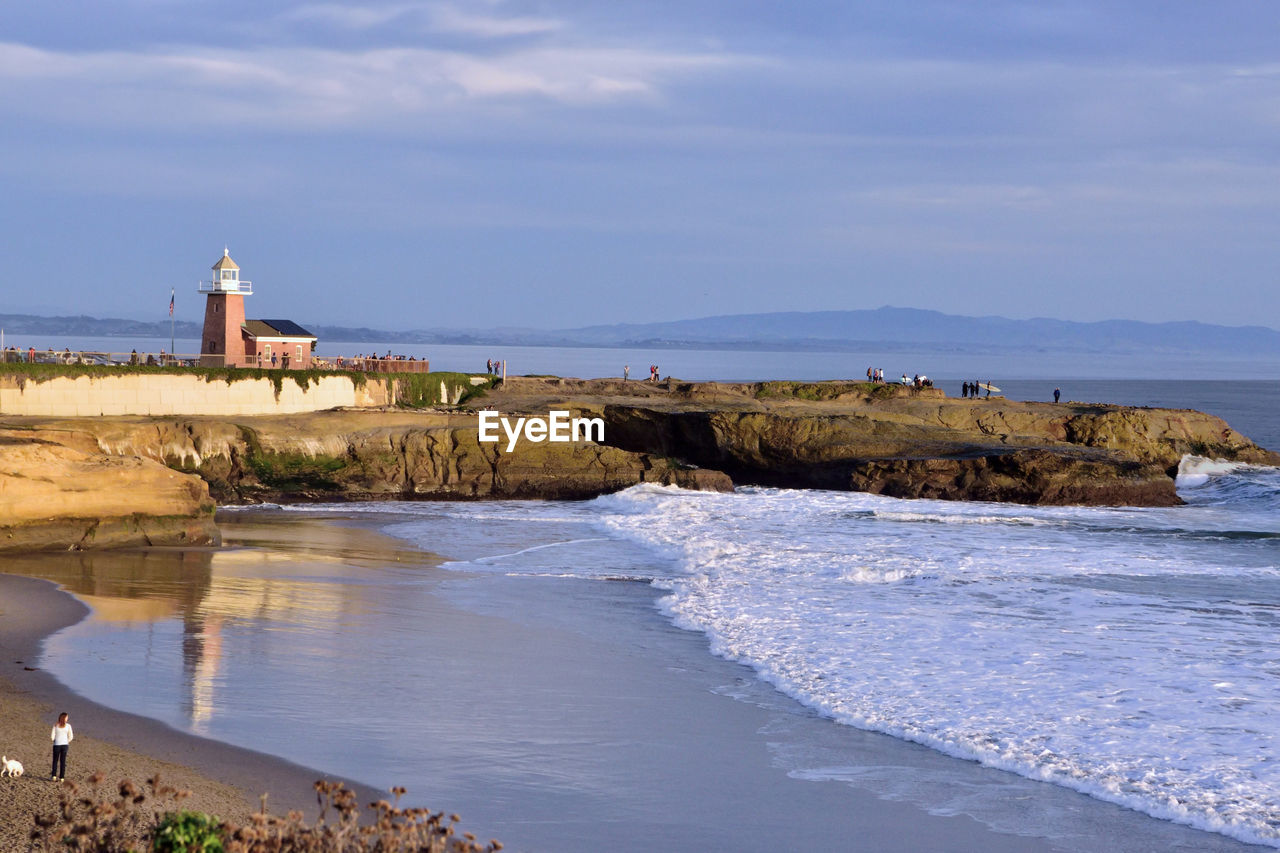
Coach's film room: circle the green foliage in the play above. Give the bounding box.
[392,372,495,408]
[755,381,844,401]
[235,426,349,491]
[860,382,901,400]
[249,452,348,490]
[152,811,225,853]
[754,380,900,401]
[29,775,501,853]
[0,361,369,399]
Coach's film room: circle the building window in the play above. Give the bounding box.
[209,341,217,353]
[214,303,220,313]
[296,345,303,360]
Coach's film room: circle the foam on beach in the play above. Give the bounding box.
[580,478,1280,848]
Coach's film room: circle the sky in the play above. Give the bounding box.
[3,1,1279,331]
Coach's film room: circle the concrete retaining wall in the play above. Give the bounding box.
[0,373,393,417]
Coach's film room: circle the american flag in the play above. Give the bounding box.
[169,289,174,316]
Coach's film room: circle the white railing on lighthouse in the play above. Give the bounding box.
[197,279,253,294]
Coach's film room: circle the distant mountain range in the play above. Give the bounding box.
[3,307,1277,356]
[543,308,1280,355]
[0,313,204,339]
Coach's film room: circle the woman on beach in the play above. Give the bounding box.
[51,712,72,781]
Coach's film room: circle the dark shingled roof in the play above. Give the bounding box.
[246,319,316,338]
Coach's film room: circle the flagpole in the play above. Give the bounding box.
[169,288,175,359]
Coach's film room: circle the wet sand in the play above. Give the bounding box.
[0,514,418,850]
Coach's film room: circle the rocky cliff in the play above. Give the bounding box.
[12,410,731,508]
[1,378,1274,551]
[0,428,218,552]
[479,378,1279,506]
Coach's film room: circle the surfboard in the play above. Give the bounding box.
[976,383,1001,394]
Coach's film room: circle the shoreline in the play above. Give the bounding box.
[0,533,395,850]
[4,505,1273,852]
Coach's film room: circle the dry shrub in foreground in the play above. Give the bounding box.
[29,774,502,853]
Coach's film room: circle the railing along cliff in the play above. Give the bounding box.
[0,349,429,373]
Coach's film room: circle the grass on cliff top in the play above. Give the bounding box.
[0,360,372,397]
[0,361,497,407]
[392,372,497,408]
[754,380,900,401]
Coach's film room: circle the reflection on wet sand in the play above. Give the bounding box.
[6,511,439,733]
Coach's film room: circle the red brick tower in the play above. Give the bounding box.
[199,249,252,367]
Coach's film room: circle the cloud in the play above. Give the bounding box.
[0,40,749,129]
[429,4,564,37]
[281,1,563,38]
[282,3,423,30]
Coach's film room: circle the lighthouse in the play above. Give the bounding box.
[199,248,253,367]
[196,249,316,369]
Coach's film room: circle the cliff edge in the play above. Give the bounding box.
[0,429,219,552]
[1,377,1274,551]
[474,378,1279,506]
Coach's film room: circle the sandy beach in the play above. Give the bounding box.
[0,517,408,850]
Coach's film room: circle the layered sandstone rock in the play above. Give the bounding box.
[13,411,731,506]
[0,433,218,552]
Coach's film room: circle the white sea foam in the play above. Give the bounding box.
[469,538,612,564]
[565,477,1280,847]
[1177,455,1252,488]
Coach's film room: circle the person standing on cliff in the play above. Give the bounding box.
[1054,387,1061,403]
[51,712,72,781]
[624,365,630,381]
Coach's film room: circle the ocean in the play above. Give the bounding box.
[20,361,1280,850]
[12,333,1280,384]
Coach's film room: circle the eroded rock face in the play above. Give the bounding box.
[844,451,1181,506]
[0,433,219,552]
[19,413,732,505]
[589,399,1277,506]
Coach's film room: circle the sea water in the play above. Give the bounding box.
[32,380,1280,850]
[596,467,1280,844]
[386,462,1280,846]
[36,463,1280,848]
[16,333,1280,383]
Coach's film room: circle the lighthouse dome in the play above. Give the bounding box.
[212,248,240,271]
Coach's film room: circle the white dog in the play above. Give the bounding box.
[1,755,23,778]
